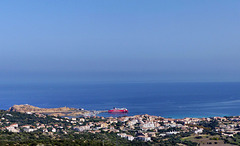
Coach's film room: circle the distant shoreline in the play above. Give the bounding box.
[6,104,234,120]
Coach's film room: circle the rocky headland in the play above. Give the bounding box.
[8,104,106,117]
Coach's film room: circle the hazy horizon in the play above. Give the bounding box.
[1,0,240,83]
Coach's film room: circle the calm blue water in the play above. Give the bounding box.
[1,82,240,118]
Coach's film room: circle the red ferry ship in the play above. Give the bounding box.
[108,107,128,113]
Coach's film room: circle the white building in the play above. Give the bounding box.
[166,131,179,135]
[5,123,19,133]
[24,128,37,132]
[117,133,135,141]
[74,126,90,132]
[137,135,151,142]
[195,128,203,134]
[126,135,134,141]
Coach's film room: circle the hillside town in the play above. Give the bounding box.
[1,109,240,145]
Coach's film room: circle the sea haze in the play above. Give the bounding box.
[1,82,240,119]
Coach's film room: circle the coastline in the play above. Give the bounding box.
[6,104,233,120]
[1,82,240,120]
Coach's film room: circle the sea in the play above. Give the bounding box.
[1,82,240,119]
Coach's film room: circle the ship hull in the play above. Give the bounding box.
[108,109,128,113]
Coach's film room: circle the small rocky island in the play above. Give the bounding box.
[8,104,107,117]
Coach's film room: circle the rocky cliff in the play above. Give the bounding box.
[8,104,76,113]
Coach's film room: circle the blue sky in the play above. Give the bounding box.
[0,0,240,83]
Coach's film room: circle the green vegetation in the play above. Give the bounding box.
[199,119,219,130]
[223,133,240,145]
[0,131,129,146]
[0,131,198,145]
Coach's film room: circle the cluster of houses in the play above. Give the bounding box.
[73,114,205,141]
[214,116,240,137]
[0,113,69,135]
[73,115,240,141]
[1,121,67,134]
[1,111,240,142]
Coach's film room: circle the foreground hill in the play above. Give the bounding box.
[0,110,131,145]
